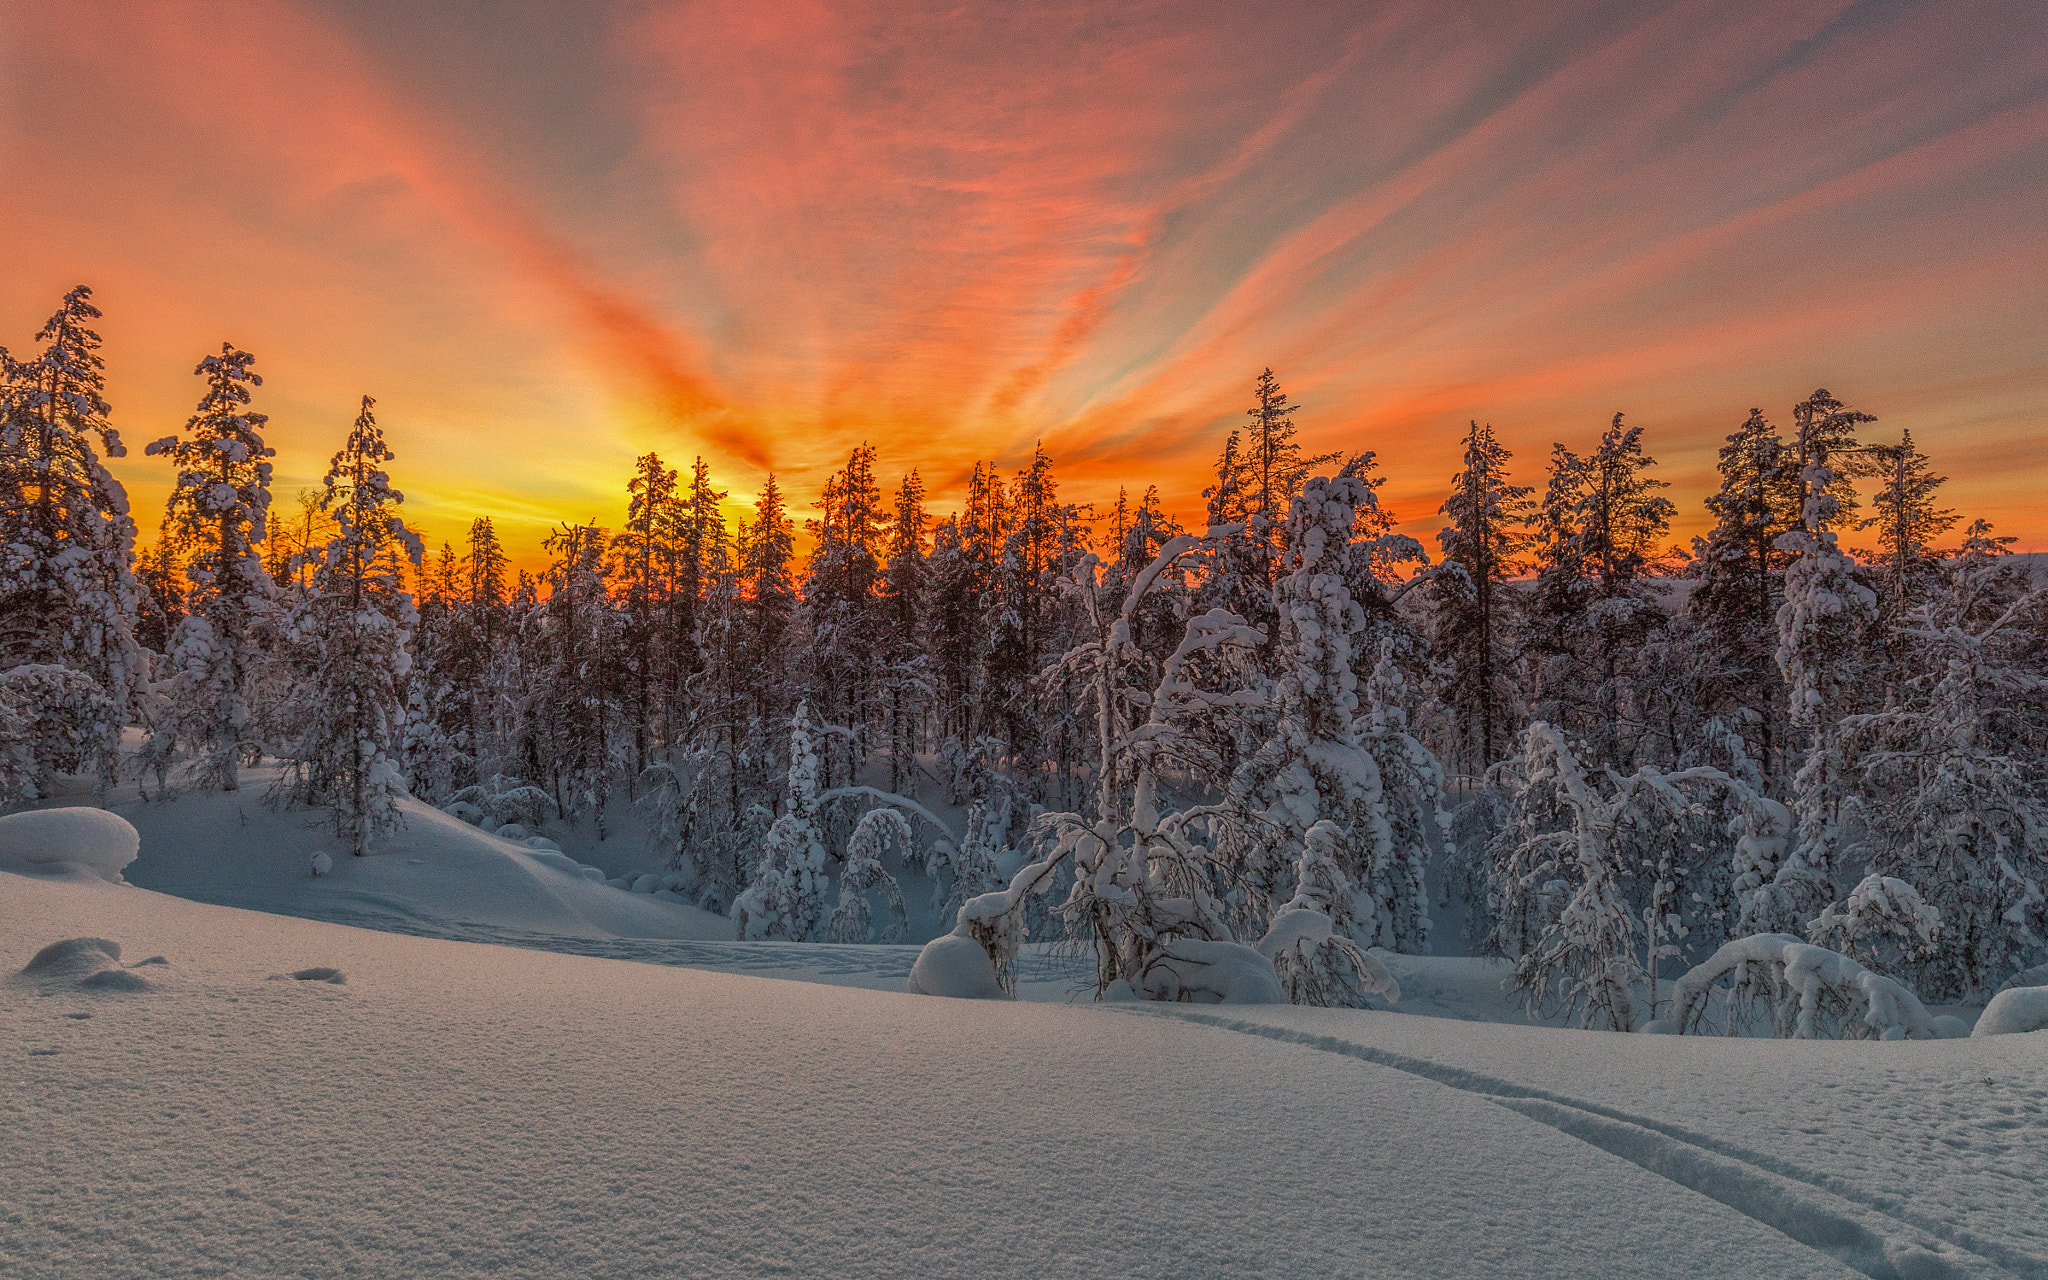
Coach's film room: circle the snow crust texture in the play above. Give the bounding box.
[1,873,1965,1280]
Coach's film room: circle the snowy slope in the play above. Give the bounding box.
[82,776,733,942]
[8,872,2044,1279]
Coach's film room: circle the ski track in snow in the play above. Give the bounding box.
[1152,1009,2045,1280]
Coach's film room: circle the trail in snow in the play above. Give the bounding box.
[1152,1008,2047,1280]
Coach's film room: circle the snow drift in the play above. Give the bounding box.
[0,807,139,883]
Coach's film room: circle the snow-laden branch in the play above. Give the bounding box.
[1657,934,1950,1040]
[818,785,961,847]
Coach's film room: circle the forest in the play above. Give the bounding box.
[6,283,2044,1029]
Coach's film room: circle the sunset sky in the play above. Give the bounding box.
[6,0,2046,563]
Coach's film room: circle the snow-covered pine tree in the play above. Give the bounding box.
[877,469,930,793]
[802,443,886,787]
[144,343,277,790]
[1854,429,1955,624]
[741,474,797,728]
[1355,641,1449,951]
[1428,419,1533,775]
[273,396,423,855]
[827,807,913,943]
[613,453,680,772]
[531,521,617,833]
[1836,526,2047,996]
[1684,408,1802,781]
[733,701,832,940]
[988,445,1066,770]
[134,538,186,654]
[1526,415,1674,770]
[668,456,726,720]
[1225,474,1437,953]
[0,286,144,716]
[1744,391,1877,935]
[399,544,480,804]
[1197,370,1340,656]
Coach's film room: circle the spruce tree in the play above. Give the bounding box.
[615,453,679,766]
[1524,416,1673,769]
[879,469,930,791]
[145,343,277,789]
[1686,409,1802,777]
[275,396,423,854]
[0,286,143,708]
[742,474,796,725]
[465,517,507,628]
[1743,392,1877,933]
[1429,420,1532,774]
[1855,428,1955,617]
[534,520,615,830]
[134,540,186,654]
[803,443,886,779]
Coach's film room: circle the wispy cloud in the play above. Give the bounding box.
[5,0,2043,552]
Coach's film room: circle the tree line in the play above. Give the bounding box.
[4,284,2043,1016]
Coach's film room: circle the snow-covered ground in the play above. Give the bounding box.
[5,791,2046,1278]
[5,863,2044,1277]
[42,766,733,944]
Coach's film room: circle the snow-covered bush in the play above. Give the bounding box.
[0,664,121,808]
[1804,874,1940,977]
[1659,934,1944,1040]
[827,807,912,944]
[908,846,1066,998]
[444,776,549,829]
[1259,821,1403,1006]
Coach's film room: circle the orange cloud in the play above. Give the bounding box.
[4,0,2043,559]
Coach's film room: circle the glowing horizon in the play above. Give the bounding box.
[6,0,2045,566]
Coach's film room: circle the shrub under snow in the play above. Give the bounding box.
[1657,933,1946,1040]
[1972,986,2048,1037]
[0,806,139,883]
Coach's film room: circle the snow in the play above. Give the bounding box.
[903,931,1005,998]
[0,868,1949,1277]
[20,870,2029,1280]
[0,807,139,883]
[1974,986,2048,1037]
[82,765,731,943]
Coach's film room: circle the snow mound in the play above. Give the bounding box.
[1152,938,1287,1004]
[275,967,347,985]
[904,933,1005,999]
[0,808,140,883]
[15,936,151,992]
[1973,987,2048,1037]
[21,936,123,977]
[1998,963,2048,992]
[113,781,732,942]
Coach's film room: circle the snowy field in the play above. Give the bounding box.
[5,819,2046,1279]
